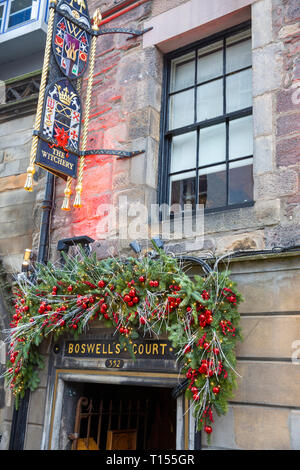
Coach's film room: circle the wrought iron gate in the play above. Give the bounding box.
[69,394,150,450]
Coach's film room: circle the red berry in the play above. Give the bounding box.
[139,276,145,283]
[133,296,139,304]
[98,280,106,288]
[124,295,131,303]
[213,386,220,394]
[139,316,146,325]
[129,289,136,298]
[204,425,212,434]
[72,324,78,329]
[67,285,73,292]
[193,393,200,401]
[184,345,191,354]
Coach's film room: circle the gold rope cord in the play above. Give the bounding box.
[24,0,57,192]
[73,9,102,208]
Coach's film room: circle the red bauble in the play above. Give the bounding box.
[139,276,145,283]
[203,342,210,350]
[213,386,220,394]
[124,295,131,303]
[129,289,136,297]
[133,296,139,304]
[204,425,212,434]
[67,285,73,292]
[193,393,200,401]
[98,280,106,288]
[191,386,198,394]
[140,316,146,325]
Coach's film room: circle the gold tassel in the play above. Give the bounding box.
[24,165,35,192]
[61,178,72,211]
[73,183,82,208]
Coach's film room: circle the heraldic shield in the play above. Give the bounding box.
[53,0,91,79]
[36,78,81,180]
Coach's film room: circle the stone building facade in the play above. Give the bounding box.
[0,0,300,450]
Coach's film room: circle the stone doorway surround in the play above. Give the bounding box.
[43,368,195,450]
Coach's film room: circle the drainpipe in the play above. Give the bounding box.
[9,171,55,449]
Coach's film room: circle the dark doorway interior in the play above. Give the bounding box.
[73,383,177,450]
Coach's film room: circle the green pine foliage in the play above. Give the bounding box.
[2,244,243,438]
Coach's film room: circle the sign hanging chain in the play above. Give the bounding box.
[24,0,58,192]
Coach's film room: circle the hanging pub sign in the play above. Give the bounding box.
[35,78,81,180]
[53,0,91,79]
[24,0,149,209]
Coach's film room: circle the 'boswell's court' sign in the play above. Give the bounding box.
[64,339,175,360]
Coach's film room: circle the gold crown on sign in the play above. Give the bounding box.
[56,85,76,106]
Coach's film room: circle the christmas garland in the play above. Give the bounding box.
[2,243,243,439]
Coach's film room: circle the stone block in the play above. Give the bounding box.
[27,388,47,426]
[121,77,162,115]
[284,0,300,23]
[277,88,300,113]
[277,112,300,136]
[252,43,283,96]
[0,188,35,208]
[277,136,300,166]
[24,424,43,450]
[255,169,298,199]
[0,174,27,192]
[233,404,290,450]
[229,256,300,314]
[253,93,273,137]
[0,115,34,138]
[253,135,274,175]
[289,410,300,450]
[237,315,300,359]
[202,406,239,449]
[0,234,32,256]
[233,361,300,407]
[252,0,273,49]
[127,107,160,142]
[215,230,265,254]
[265,223,300,249]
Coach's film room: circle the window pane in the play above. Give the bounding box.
[197,41,223,83]
[10,0,32,14]
[170,132,197,173]
[226,69,252,113]
[199,164,226,209]
[229,159,253,205]
[169,89,194,130]
[226,36,252,74]
[8,0,33,27]
[170,172,196,210]
[170,52,195,93]
[199,123,226,167]
[197,78,223,121]
[229,116,253,159]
